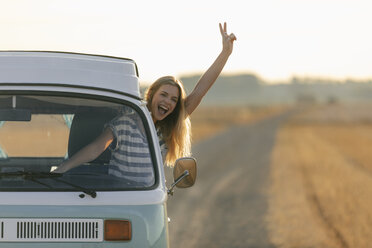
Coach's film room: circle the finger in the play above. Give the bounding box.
[219,23,224,35]
[224,22,227,33]
[230,33,237,41]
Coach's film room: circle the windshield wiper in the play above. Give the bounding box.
[52,176,97,198]
[0,171,61,178]
[0,171,97,198]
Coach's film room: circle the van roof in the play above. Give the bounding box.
[0,51,141,98]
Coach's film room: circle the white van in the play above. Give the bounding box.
[0,51,196,247]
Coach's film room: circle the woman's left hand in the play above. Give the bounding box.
[219,22,236,55]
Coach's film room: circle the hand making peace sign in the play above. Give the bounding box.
[219,22,237,55]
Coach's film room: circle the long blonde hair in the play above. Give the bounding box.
[145,76,191,166]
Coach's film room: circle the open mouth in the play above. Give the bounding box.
[158,105,169,115]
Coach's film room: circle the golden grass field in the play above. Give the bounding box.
[267,103,372,248]
[0,115,69,157]
[190,105,288,143]
[192,103,372,248]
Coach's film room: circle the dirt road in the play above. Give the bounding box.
[166,111,292,248]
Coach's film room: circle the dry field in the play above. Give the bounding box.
[190,103,372,247]
[191,105,288,143]
[267,103,372,248]
[0,115,69,157]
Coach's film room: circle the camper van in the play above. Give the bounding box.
[0,51,196,247]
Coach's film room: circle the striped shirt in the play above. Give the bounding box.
[157,128,168,162]
[105,113,155,186]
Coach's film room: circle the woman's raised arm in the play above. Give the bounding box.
[185,22,236,116]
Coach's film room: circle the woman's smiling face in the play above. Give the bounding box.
[150,84,180,123]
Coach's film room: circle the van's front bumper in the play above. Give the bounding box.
[0,204,169,248]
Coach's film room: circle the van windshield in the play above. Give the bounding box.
[0,95,156,191]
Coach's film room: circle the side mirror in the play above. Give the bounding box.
[167,157,197,196]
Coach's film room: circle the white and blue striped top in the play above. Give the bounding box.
[157,128,168,162]
[105,113,155,186]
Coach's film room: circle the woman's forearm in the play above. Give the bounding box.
[54,128,114,173]
[58,144,102,172]
[185,49,231,115]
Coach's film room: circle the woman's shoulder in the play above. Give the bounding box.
[110,111,139,124]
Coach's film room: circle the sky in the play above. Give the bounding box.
[1,0,372,84]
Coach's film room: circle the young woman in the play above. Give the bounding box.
[54,22,236,177]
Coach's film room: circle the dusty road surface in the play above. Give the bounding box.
[166,111,292,248]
